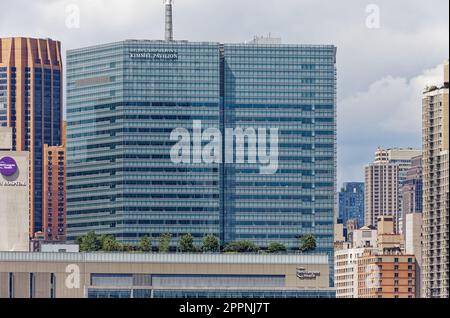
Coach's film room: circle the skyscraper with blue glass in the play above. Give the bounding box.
[223,44,336,256]
[338,182,365,229]
[66,40,337,269]
[67,41,222,243]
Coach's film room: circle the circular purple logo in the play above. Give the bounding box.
[0,156,18,177]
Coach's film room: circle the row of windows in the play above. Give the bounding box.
[87,288,335,299]
[68,193,220,203]
[67,140,333,152]
[6,273,56,299]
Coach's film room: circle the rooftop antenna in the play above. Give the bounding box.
[165,0,174,41]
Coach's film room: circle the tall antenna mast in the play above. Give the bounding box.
[165,0,173,41]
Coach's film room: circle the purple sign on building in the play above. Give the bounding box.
[0,156,18,177]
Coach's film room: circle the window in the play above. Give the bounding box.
[29,273,34,298]
[9,273,14,298]
[91,274,133,287]
[50,273,56,298]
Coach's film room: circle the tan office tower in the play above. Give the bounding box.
[422,61,449,298]
[365,161,400,230]
[365,148,421,232]
[374,148,422,180]
[0,37,63,238]
[375,148,422,232]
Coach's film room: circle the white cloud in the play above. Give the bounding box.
[338,63,445,184]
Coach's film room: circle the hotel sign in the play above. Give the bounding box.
[0,156,17,177]
[296,267,321,280]
[129,48,178,60]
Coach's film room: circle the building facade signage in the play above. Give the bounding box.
[296,267,321,280]
[129,48,178,60]
[0,156,17,176]
[0,181,27,187]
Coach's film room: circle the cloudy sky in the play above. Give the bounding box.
[1,0,448,185]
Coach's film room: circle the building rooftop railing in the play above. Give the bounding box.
[0,251,329,265]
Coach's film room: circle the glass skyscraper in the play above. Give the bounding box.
[66,40,336,266]
[67,41,222,243]
[338,182,365,229]
[223,44,336,256]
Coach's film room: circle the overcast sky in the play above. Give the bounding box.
[1,0,448,185]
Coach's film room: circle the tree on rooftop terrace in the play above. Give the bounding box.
[179,234,197,253]
[159,233,172,253]
[139,235,152,253]
[77,231,101,252]
[267,242,287,254]
[202,234,220,253]
[299,234,317,253]
[223,240,259,253]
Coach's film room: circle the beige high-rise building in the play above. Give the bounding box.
[374,148,422,179]
[422,61,449,298]
[365,161,399,230]
[365,148,421,232]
